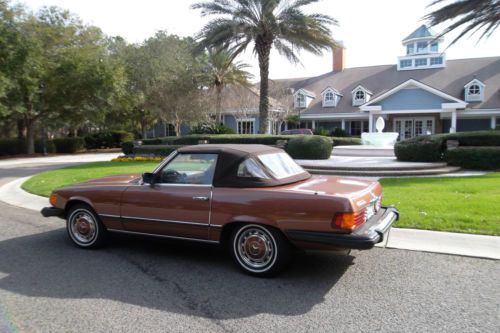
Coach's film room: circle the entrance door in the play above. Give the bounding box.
[394,117,434,140]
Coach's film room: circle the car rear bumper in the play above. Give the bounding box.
[41,206,65,218]
[285,207,399,250]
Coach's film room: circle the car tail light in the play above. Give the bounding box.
[332,210,367,231]
[49,193,57,206]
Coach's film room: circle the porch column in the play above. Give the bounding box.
[368,113,374,133]
[491,116,497,129]
[341,119,345,130]
[312,120,316,130]
[450,111,457,133]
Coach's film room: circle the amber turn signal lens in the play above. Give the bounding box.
[49,193,57,206]
[333,210,367,231]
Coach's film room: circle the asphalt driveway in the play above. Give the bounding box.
[0,154,498,332]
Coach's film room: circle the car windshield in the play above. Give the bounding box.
[258,152,305,179]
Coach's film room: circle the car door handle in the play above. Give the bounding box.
[192,196,209,201]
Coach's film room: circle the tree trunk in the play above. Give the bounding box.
[25,117,35,154]
[256,39,272,134]
[215,84,223,125]
[17,119,26,139]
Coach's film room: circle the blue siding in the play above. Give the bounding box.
[223,115,238,132]
[442,119,491,132]
[377,88,451,110]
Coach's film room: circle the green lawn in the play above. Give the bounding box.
[22,161,159,197]
[23,161,500,236]
[380,173,500,236]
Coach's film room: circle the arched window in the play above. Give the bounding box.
[355,90,365,101]
[468,85,480,95]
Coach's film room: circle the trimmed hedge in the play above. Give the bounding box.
[35,139,56,154]
[446,147,500,170]
[84,131,134,149]
[285,136,333,160]
[132,145,183,156]
[52,137,85,154]
[121,141,134,155]
[395,130,500,162]
[0,139,26,156]
[332,137,362,146]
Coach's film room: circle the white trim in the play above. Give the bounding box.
[442,102,467,109]
[361,79,466,109]
[394,117,435,140]
[299,113,368,120]
[464,78,485,89]
[491,116,497,129]
[237,118,256,134]
[293,88,316,98]
[440,109,500,118]
[464,79,485,102]
[376,109,443,115]
[360,105,381,112]
[397,54,446,71]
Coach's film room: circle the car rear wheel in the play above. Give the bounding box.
[66,204,107,249]
[230,224,291,277]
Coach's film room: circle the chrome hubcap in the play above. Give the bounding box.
[70,211,97,244]
[237,228,274,269]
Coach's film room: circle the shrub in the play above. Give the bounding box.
[446,147,500,170]
[395,139,444,162]
[190,123,235,134]
[112,155,164,162]
[84,131,134,149]
[332,137,362,146]
[0,139,26,156]
[121,141,134,155]
[52,137,85,154]
[285,136,333,160]
[313,128,330,136]
[132,145,183,156]
[395,130,500,162]
[331,128,349,137]
[35,139,56,154]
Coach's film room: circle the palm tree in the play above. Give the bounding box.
[192,0,337,133]
[425,0,499,46]
[203,47,253,123]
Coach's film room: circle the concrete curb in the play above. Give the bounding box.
[0,174,498,260]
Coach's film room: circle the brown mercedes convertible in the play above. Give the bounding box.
[41,144,399,276]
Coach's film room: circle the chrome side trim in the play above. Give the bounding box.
[210,224,223,228]
[121,215,208,227]
[154,183,212,188]
[99,214,121,219]
[107,229,219,244]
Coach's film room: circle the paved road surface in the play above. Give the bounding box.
[0,155,498,332]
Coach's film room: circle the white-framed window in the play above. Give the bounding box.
[430,57,443,65]
[237,119,255,134]
[321,88,340,107]
[406,43,414,55]
[464,79,485,102]
[430,42,438,52]
[417,42,427,53]
[295,93,306,108]
[415,58,427,67]
[400,59,412,68]
[355,90,365,101]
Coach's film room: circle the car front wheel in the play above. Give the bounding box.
[231,224,291,277]
[66,204,107,248]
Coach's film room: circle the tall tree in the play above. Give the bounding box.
[201,48,253,123]
[425,0,499,46]
[192,0,337,133]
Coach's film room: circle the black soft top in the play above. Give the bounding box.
[177,144,311,187]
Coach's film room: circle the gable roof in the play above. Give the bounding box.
[403,24,437,41]
[271,57,500,115]
[293,88,316,98]
[361,78,466,109]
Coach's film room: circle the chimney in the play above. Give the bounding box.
[333,42,346,72]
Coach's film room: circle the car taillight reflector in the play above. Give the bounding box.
[332,210,367,231]
[49,193,57,206]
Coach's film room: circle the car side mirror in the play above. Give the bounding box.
[142,172,155,185]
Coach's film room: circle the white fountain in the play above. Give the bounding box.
[333,117,399,157]
[361,117,399,146]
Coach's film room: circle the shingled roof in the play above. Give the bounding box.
[270,57,500,115]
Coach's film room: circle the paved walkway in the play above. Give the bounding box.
[0,153,498,260]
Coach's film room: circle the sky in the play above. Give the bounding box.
[18,0,500,81]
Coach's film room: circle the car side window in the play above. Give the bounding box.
[237,158,270,179]
[158,153,218,185]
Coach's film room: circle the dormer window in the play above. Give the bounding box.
[464,79,485,102]
[351,85,372,106]
[293,88,315,108]
[296,93,305,108]
[321,87,341,107]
